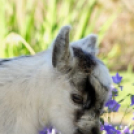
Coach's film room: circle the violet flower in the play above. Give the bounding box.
[123,126,130,134]
[103,124,115,134]
[105,99,120,112]
[112,73,122,84]
[103,124,121,134]
[39,127,57,134]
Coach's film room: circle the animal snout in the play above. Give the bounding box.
[91,126,101,134]
[75,126,101,134]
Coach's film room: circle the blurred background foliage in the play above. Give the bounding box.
[0,0,134,72]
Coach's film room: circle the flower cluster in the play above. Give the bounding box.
[39,73,134,134]
[102,73,134,134]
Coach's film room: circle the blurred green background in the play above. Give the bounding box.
[0,0,134,108]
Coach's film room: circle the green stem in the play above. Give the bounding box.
[118,93,131,103]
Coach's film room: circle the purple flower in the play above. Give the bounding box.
[103,124,116,134]
[105,99,121,112]
[131,95,134,106]
[123,126,130,134]
[39,127,57,134]
[103,124,121,134]
[39,128,48,134]
[116,130,122,134]
[112,73,122,84]
[132,130,134,134]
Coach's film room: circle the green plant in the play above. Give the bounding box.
[0,0,116,58]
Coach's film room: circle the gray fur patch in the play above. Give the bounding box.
[0,56,30,65]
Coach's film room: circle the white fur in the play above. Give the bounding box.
[93,61,112,88]
[70,34,98,55]
[0,26,112,134]
[0,50,78,134]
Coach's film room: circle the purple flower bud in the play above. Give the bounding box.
[119,86,123,91]
[112,88,118,96]
[131,95,134,106]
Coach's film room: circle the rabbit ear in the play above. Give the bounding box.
[70,34,98,56]
[52,25,72,70]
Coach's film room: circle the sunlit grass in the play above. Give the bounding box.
[0,0,117,58]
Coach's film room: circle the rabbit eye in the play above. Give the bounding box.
[71,94,83,104]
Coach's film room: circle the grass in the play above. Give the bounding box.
[0,0,118,58]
